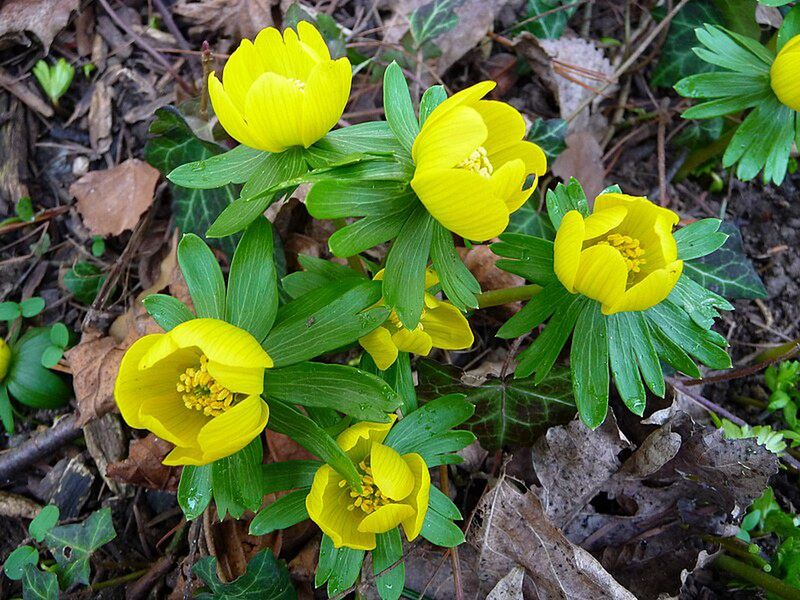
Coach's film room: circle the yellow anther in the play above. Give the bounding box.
[176,355,236,417]
[346,459,392,515]
[457,146,493,178]
[599,233,647,274]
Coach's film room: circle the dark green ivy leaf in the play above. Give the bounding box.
[194,550,296,600]
[409,0,461,47]
[526,117,568,162]
[44,508,116,589]
[516,0,577,39]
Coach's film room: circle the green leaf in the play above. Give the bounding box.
[177,464,213,520]
[315,535,338,588]
[683,221,766,299]
[329,210,415,258]
[227,217,279,342]
[383,205,435,328]
[429,485,462,520]
[177,233,226,319]
[212,437,263,519]
[668,274,733,329]
[414,431,476,466]
[384,394,475,455]
[0,301,21,321]
[263,280,389,367]
[421,509,464,547]
[430,223,480,311]
[517,0,577,38]
[326,546,364,597]
[32,58,74,104]
[168,144,268,189]
[250,489,310,535]
[607,313,646,416]
[674,218,727,260]
[143,294,195,331]
[265,398,360,487]
[262,460,321,494]
[419,85,447,125]
[416,360,575,450]
[20,297,45,318]
[526,118,567,163]
[44,508,116,588]
[693,25,772,74]
[493,233,556,286]
[22,564,58,600]
[63,261,106,304]
[778,6,800,51]
[7,328,70,409]
[674,71,769,99]
[649,322,702,378]
[29,505,59,542]
[612,311,665,397]
[410,0,460,47]
[264,362,399,421]
[194,550,296,600]
[311,122,406,158]
[374,529,404,600]
[680,88,770,119]
[570,302,609,428]
[281,256,363,299]
[383,62,419,153]
[545,178,589,229]
[39,346,63,369]
[144,107,238,256]
[651,0,723,88]
[3,546,39,580]
[49,323,69,348]
[16,196,35,222]
[497,282,569,339]
[0,385,14,433]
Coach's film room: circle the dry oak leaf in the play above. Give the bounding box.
[70,158,160,236]
[0,0,78,52]
[106,434,180,492]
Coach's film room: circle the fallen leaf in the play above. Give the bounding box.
[0,490,42,520]
[106,434,181,492]
[551,131,605,202]
[70,158,160,236]
[0,0,79,52]
[173,0,277,39]
[88,81,113,155]
[486,566,524,600]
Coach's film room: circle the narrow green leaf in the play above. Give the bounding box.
[211,437,263,519]
[649,322,702,378]
[430,223,480,311]
[492,233,556,285]
[496,282,570,339]
[428,485,462,520]
[674,218,726,260]
[178,464,212,520]
[419,85,446,125]
[374,529,404,600]
[177,233,226,319]
[329,209,414,258]
[421,509,464,547]
[250,489,310,535]
[143,294,195,331]
[415,430,476,466]
[570,302,609,428]
[668,275,732,330]
[306,179,414,218]
[316,535,337,588]
[168,144,268,189]
[0,384,14,433]
[327,547,365,597]
[7,328,70,409]
[545,178,588,229]
[262,460,321,495]
[778,5,800,51]
[383,62,419,153]
[384,394,474,455]
[607,313,645,416]
[617,312,665,397]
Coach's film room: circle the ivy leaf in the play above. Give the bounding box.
[517,0,577,39]
[145,106,237,256]
[683,222,767,299]
[506,201,555,240]
[416,360,576,450]
[44,508,116,588]
[526,117,567,162]
[194,550,296,600]
[651,0,723,88]
[409,0,461,47]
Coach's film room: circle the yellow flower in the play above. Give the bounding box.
[114,318,273,466]
[208,21,351,153]
[553,193,683,315]
[771,35,800,112]
[0,338,10,381]
[358,271,473,370]
[305,418,430,550]
[410,81,547,241]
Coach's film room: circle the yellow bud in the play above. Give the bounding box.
[771,36,800,112]
[0,338,9,381]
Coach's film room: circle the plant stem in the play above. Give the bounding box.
[705,536,769,570]
[91,568,150,591]
[332,218,367,276]
[755,338,800,364]
[475,284,541,309]
[715,554,800,600]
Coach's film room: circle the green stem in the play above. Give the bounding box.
[91,568,150,591]
[755,337,800,364]
[475,284,541,309]
[332,218,367,276]
[715,554,800,600]
[705,536,769,569]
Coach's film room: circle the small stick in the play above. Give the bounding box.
[0,415,81,483]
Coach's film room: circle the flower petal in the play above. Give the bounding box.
[254,27,294,78]
[419,81,495,134]
[400,453,430,541]
[474,100,525,154]
[772,39,800,111]
[281,26,319,79]
[301,58,352,147]
[306,464,376,550]
[553,210,585,292]
[412,106,487,169]
[411,168,508,241]
[190,395,269,465]
[606,260,683,315]
[205,361,265,395]
[208,74,262,150]
[488,140,546,176]
[357,504,415,534]
[336,417,396,463]
[420,303,474,350]
[582,205,628,240]
[391,327,433,356]
[221,39,266,112]
[244,72,305,152]
[297,21,331,62]
[371,442,414,500]
[490,158,528,213]
[573,244,629,310]
[359,326,399,371]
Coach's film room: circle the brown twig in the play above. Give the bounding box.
[679,342,800,387]
[439,466,464,600]
[0,415,81,483]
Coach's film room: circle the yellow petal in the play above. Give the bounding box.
[254,27,294,78]
[400,453,430,541]
[297,21,331,62]
[573,244,629,309]
[420,303,474,350]
[490,158,529,213]
[412,106,488,169]
[617,200,679,270]
[411,168,508,241]
[184,395,269,465]
[418,81,495,135]
[301,58,352,147]
[488,140,547,176]
[337,416,396,463]
[371,442,414,500]
[205,361,265,395]
[359,326,399,371]
[595,193,678,228]
[281,26,319,79]
[163,445,205,466]
[306,465,376,550]
[606,260,683,315]
[357,504,415,534]
[221,39,266,112]
[424,270,440,289]
[391,327,433,356]
[474,100,525,154]
[137,384,208,449]
[553,210,585,292]
[141,318,271,371]
[772,36,800,111]
[208,74,261,150]
[244,72,305,152]
[582,205,628,240]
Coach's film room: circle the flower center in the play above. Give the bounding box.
[340,460,391,514]
[458,146,493,178]
[599,233,647,273]
[177,355,234,417]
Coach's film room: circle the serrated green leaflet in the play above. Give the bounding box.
[416,360,575,450]
[194,550,296,599]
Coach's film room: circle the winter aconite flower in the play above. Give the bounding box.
[208,21,351,153]
[771,35,800,112]
[0,339,9,382]
[410,81,547,241]
[359,271,473,370]
[306,418,430,550]
[554,193,683,315]
[114,318,272,466]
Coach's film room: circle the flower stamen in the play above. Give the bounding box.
[177,355,235,417]
[599,233,647,274]
[342,460,391,514]
[458,146,493,178]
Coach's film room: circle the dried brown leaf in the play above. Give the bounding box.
[173,0,277,39]
[0,0,79,52]
[106,434,180,491]
[70,158,160,236]
[551,131,605,202]
[88,81,113,155]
